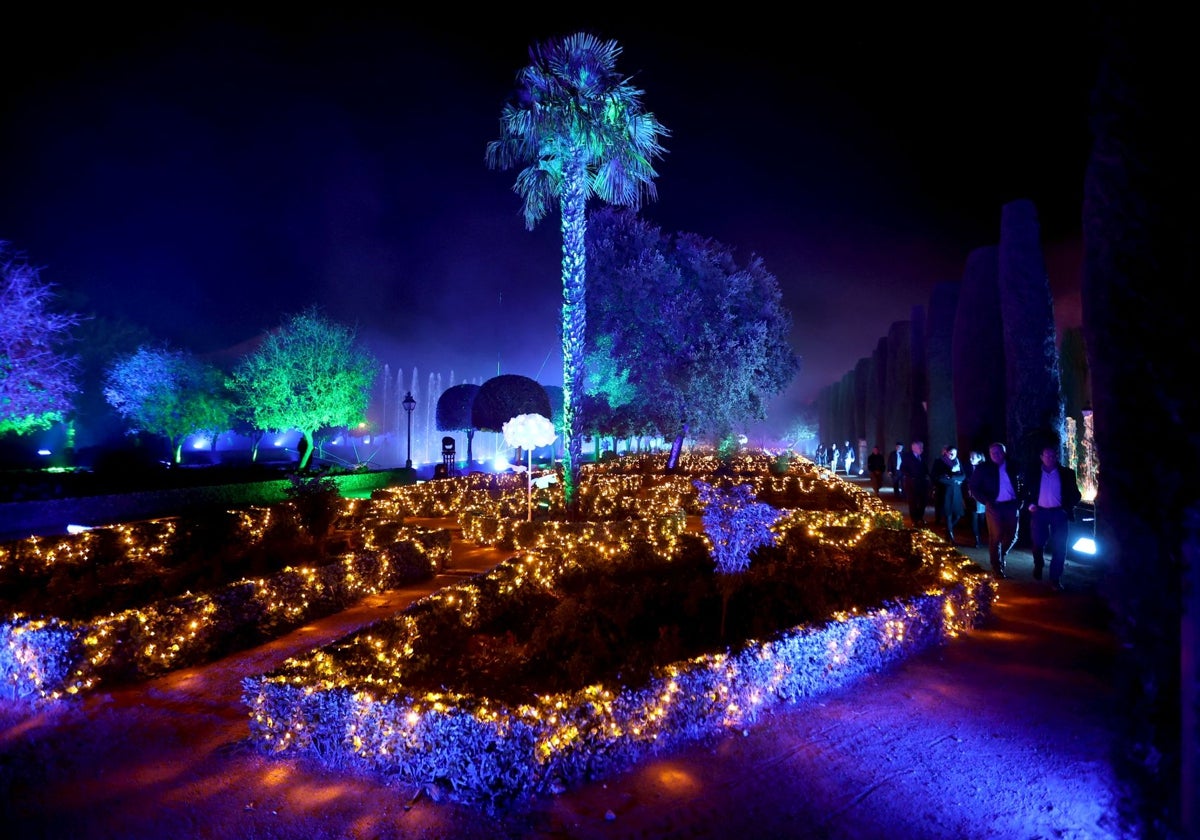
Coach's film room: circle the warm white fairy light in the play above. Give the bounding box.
[1,502,451,702]
[238,452,998,809]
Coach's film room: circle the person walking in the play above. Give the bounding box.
[889,442,905,496]
[843,440,855,476]
[930,444,950,528]
[931,444,966,544]
[900,440,931,527]
[968,442,1023,579]
[866,445,886,496]
[963,450,987,548]
[1025,445,1083,590]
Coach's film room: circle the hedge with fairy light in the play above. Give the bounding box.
[1,498,450,702]
[242,454,995,812]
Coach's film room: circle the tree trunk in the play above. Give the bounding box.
[559,154,588,511]
[297,431,313,470]
[667,422,688,471]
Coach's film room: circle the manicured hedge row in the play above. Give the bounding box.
[0,468,411,539]
[1,527,449,703]
[242,531,996,812]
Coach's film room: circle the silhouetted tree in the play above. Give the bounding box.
[925,280,959,457]
[471,374,552,433]
[952,246,1006,455]
[64,312,152,449]
[1083,9,1193,833]
[884,320,912,450]
[999,199,1065,475]
[435,383,480,466]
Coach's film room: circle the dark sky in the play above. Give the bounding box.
[0,8,1096,435]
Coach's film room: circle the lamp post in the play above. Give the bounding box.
[402,391,416,469]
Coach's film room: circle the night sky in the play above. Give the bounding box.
[0,8,1095,436]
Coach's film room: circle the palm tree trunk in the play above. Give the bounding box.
[560,156,588,511]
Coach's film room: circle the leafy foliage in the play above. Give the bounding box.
[436,382,481,466]
[435,383,480,433]
[283,472,343,546]
[585,208,799,444]
[485,33,669,231]
[471,374,552,433]
[695,479,784,637]
[0,243,81,435]
[227,308,377,470]
[104,345,233,463]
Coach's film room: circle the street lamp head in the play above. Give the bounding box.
[403,391,416,413]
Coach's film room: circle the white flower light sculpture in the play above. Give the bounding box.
[502,413,558,520]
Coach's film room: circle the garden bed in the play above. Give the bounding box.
[242,489,996,812]
[0,494,450,702]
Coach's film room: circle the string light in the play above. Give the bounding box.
[240,451,998,808]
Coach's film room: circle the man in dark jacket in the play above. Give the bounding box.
[1025,445,1083,590]
[968,442,1023,579]
[900,440,931,527]
[866,446,886,496]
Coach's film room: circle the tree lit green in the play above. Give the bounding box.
[228,308,377,471]
[103,345,233,463]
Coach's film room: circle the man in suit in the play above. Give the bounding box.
[900,440,931,527]
[968,442,1024,579]
[889,442,905,495]
[1025,445,1083,591]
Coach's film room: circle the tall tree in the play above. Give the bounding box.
[104,345,232,463]
[998,198,1065,476]
[0,243,80,436]
[952,245,1006,455]
[1083,9,1193,833]
[487,32,668,510]
[227,309,377,471]
[925,280,959,457]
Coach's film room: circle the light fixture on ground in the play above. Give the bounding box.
[402,391,416,469]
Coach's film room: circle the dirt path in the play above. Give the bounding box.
[0,502,1129,839]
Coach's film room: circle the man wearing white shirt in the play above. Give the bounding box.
[889,442,904,495]
[967,442,1024,579]
[1026,445,1083,591]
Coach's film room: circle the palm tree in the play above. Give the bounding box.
[486,32,667,510]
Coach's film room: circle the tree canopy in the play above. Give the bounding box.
[585,208,799,447]
[0,243,80,436]
[471,374,552,434]
[436,382,481,466]
[104,345,233,463]
[227,308,377,471]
